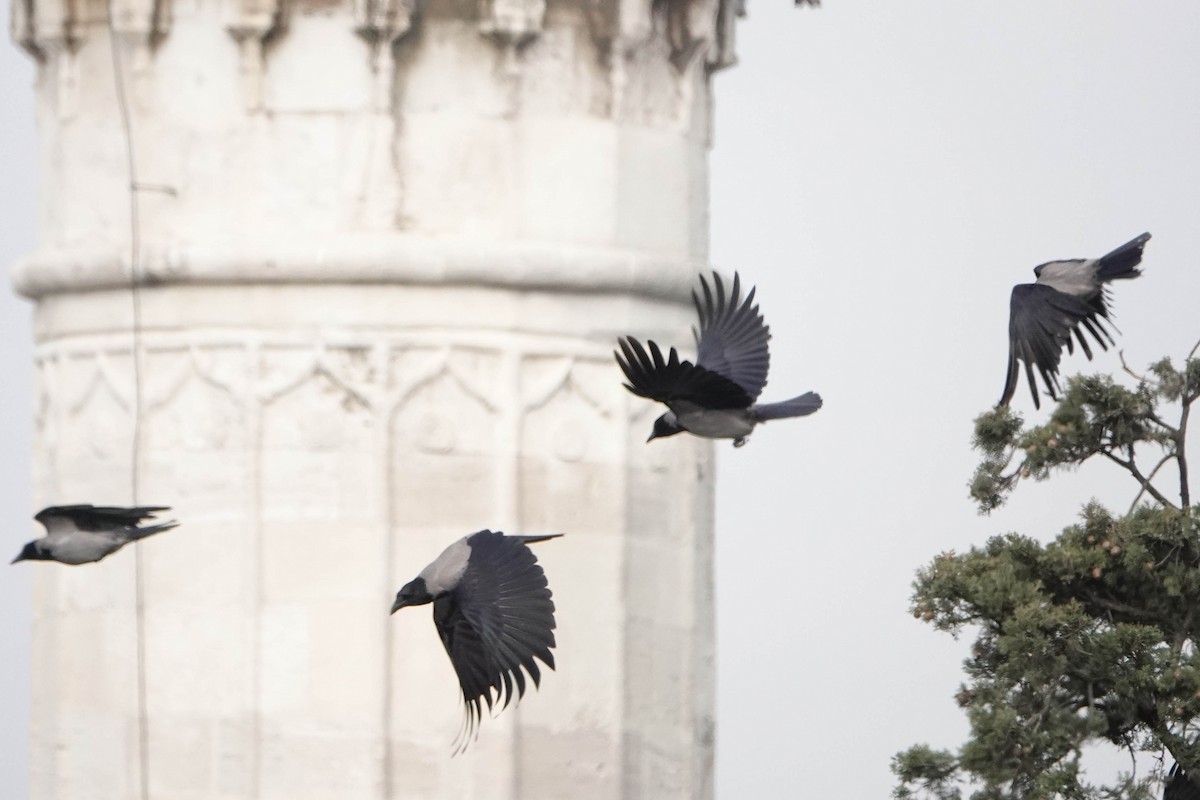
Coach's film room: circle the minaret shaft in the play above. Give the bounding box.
[13,0,737,794]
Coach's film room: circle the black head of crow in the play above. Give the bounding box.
[11,505,178,566]
[998,232,1149,409]
[390,529,561,752]
[614,271,822,447]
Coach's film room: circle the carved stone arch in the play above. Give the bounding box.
[58,355,135,489]
[259,366,375,521]
[389,361,502,530]
[313,343,379,404]
[260,359,373,413]
[521,355,619,464]
[186,342,246,398]
[144,364,244,455]
[387,344,449,396]
[60,353,129,418]
[391,363,500,456]
[141,347,200,411]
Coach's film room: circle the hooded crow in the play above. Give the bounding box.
[615,271,822,447]
[999,232,1149,409]
[1165,763,1200,800]
[390,530,560,751]
[11,505,179,565]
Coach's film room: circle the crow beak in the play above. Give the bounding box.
[646,432,658,443]
[390,597,407,615]
[11,554,24,565]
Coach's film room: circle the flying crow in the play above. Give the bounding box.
[615,271,822,447]
[999,232,1149,409]
[390,530,560,751]
[11,505,178,565]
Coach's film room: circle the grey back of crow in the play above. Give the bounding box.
[999,232,1149,409]
[11,505,179,565]
[390,530,560,751]
[614,271,822,447]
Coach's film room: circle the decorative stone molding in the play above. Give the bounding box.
[13,240,704,301]
[10,0,83,60]
[225,0,283,110]
[15,0,752,89]
[13,0,745,298]
[353,0,417,108]
[28,314,715,798]
[109,0,169,42]
[478,0,545,50]
[11,0,739,791]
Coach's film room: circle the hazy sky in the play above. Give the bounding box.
[0,8,36,795]
[709,3,1200,795]
[4,2,1200,797]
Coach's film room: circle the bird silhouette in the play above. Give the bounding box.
[1165,762,1200,800]
[616,271,822,447]
[11,505,178,565]
[999,232,1149,409]
[390,530,560,752]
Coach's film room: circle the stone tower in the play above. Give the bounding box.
[9,0,752,794]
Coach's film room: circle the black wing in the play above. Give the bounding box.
[1036,232,1149,327]
[998,284,1113,409]
[1081,232,1149,329]
[692,272,772,401]
[615,336,750,411]
[1165,763,1200,800]
[432,531,559,749]
[1094,231,1150,283]
[35,505,171,531]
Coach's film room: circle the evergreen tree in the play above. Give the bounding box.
[894,346,1200,800]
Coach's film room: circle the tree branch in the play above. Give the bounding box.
[1148,412,1179,437]
[1129,453,1178,515]
[1156,726,1200,774]
[1119,350,1146,383]
[1102,450,1180,511]
[1081,588,1168,625]
[1124,734,1139,782]
[1179,394,1191,509]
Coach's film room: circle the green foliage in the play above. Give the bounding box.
[968,371,1185,514]
[892,745,963,800]
[897,505,1200,798]
[896,348,1200,799]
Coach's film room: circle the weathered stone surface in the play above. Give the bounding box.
[14,0,727,793]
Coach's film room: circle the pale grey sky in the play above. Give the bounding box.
[710,2,1200,795]
[3,2,1200,797]
[0,10,35,795]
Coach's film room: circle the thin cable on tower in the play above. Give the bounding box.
[104,7,151,800]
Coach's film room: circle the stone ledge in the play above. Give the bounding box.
[12,237,711,302]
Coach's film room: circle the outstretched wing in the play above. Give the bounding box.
[1094,231,1150,283]
[692,272,772,401]
[432,596,496,749]
[1079,232,1149,328]
[35,505,171,535]
[998,284,1111,409]
[615,337,750,411]
[432,531,559,749]
[1032,232,1149,337]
